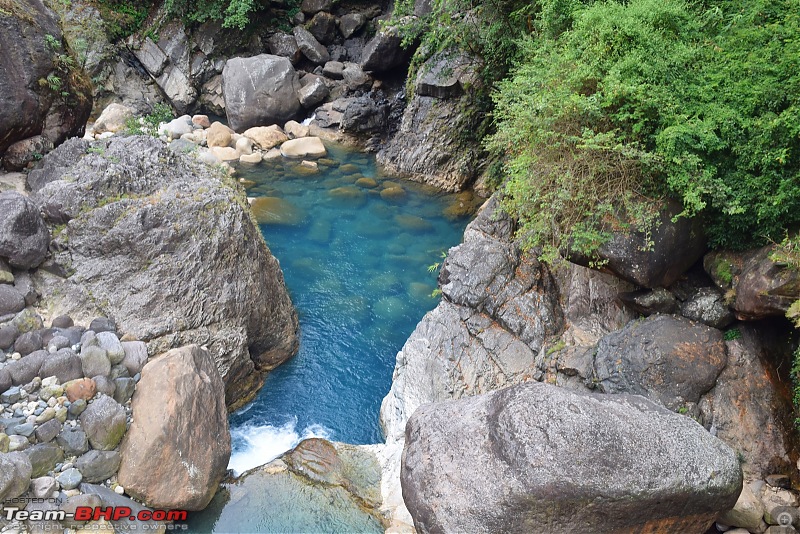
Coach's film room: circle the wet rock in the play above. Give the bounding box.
[76,450,120,483]
[93,103,135,135]
[0,191,50,269]
[118,345,230,510]
[341,96,387,134]
[80,395,126,450]
[267,32,302,64]
[223,55,301,131]
[0,452,32,501]
[250,197,305,226]
[402,381,742,534]
[25,443,64,477]
[30,137,299,409]
[680,287,735,328]
[566,200,707,288]
[293,26,330,65]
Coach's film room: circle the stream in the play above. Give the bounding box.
[187,142,474,532]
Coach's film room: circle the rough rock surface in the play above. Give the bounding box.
[361,28,407,72]
[28,136,299,408]
[402,381,743,534]
[732,246,800,321]
[593,314,728,410]
[222,55,302,132]
[380,196,564,441]
[566,200,707,288]
[377,53,484,192]
[293,26,330,65]
[0,191,51,269]
[92,103,135,134]
[0,452,32,501]
[698,322,797,479]
[118,345,230,510]
[0,0,91,158]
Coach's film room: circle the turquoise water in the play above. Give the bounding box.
[224,143,475,475]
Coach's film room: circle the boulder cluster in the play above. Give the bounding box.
[383,195,800,534]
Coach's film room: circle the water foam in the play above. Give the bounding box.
[228,418,331,475]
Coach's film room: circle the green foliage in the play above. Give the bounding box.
[723,328,742,341]
[163,0,264,30]
[124,103,174,136]
[491,0,800,256]
[93,0,152,41]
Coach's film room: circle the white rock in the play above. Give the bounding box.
[236,137,253,155]
[280,137,326,158]
[210,146,240,162]
[93,103,135,134]
[284,120,309,139]
[239,153,262,165]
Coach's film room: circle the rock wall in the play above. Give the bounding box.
[0,0,92,169]
[27,136,299,409]
[377,50,486,192]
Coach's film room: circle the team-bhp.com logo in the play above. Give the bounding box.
[4,506,188,523]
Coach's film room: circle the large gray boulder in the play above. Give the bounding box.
[0,452,32,501]
[0,0,91,161]
[293,26,330,65]
[0,191,51,269]
[28,136,299,408]
[593,314,728,410]
[401,381,742,534]
[732,245,800,320]
[222,55,302,132]
[566,199,707,288]
[118,345,230,511]
[361,28,408,72]
[80,395,126,450]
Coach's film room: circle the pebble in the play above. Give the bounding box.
[114,485,124,495]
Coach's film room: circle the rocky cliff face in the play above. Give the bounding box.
[0,0,92,169]
[376,50,486,192]
[27,135,299,409]
[385,192,799,533]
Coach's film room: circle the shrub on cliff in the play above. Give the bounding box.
[491,0,800,255]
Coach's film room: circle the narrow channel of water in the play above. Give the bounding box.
[229,143,474,471]
[186,142,475,533]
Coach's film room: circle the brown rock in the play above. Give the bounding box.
[206,121,233,148]
[243,125,288,150]
[732,246,800,321]
[65,378,96,402]
[118,345,231,511]
[191,115,211,128]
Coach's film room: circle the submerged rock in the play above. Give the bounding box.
[402,381,742,534]
[28,136,299,408]
[250,197,305,225]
